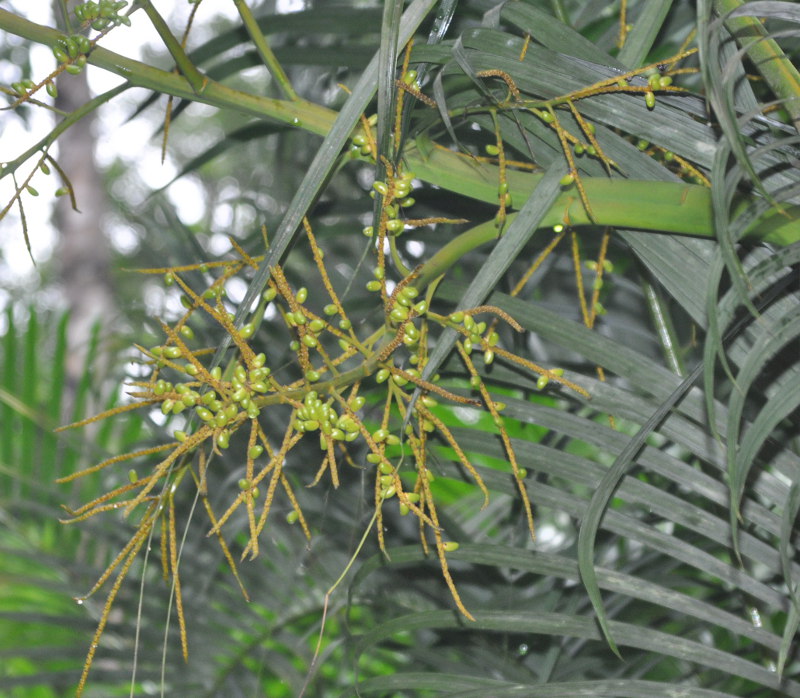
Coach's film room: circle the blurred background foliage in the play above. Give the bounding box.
[1,0,799,696]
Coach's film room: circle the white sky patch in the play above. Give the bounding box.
[277,0,306,14]
[207,233,232,257]
[107,219,140,255]
[167,176,206,225]
[224,275,248,304]
[406,240,425,258]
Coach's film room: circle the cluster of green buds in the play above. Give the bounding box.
[374,363,422,390]
[10,79,36,97]
[533,367,563,391]
[294,391,364,448]
[572,122,597,158]
[350,114,378,157]
[74,0,130,29]
[150,340,271,449]
[194,361,269,437]
[52,34,91,75]
[449,311,498,364]
[584,257,614,315]
[484,144,514,212]
[366,450,406,499]
[363,167,417,238]
[646,69,673,91]
[390,285,426,324]
[401,68,421,91]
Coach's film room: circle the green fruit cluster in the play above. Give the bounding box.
[362,167,417,238]
[74,0,130,30]
[293,391,364,448]
[52,34,91,74]
[10,79,35,96]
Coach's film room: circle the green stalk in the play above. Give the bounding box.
[407,143,800,245]
[139,0,207,94]
[0,9,798,246]
[715,0,800,131]
[642,278,685,376]
[232,0,298,101]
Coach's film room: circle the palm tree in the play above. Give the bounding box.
[1,0,799,695]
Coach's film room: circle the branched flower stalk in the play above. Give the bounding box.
[56,200,587,689]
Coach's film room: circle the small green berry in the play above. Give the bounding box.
[239,323,255,339]
[449,311,464,324]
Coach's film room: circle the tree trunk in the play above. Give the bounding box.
[52,1,116,405]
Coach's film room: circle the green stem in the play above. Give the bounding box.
[139,0,207,94]
[715,0,800,131]
[642,277,685,376]
[231,0,298,101]
[407,143,800,245]
[549,0,569,25]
